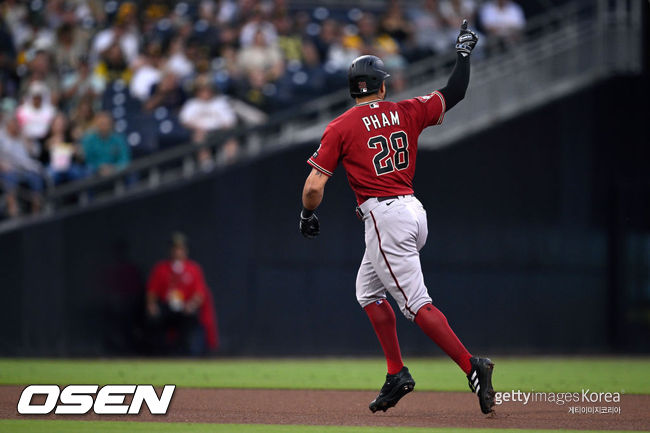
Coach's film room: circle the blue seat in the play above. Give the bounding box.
[157,114,190,150]
[124,114,158,158]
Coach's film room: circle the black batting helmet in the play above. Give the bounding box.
[348,55,390,98]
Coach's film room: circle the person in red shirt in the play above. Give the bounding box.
[299,22,495,415]
[147,232,218,355]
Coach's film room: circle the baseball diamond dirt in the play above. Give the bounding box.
[1,386,648,430]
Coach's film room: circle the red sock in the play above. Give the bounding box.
[415,304,472,374]
[364,300,404,375]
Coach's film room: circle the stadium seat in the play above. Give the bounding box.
[157,115,191,150]
[124,114,159,158]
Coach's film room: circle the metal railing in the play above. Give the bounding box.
[0,0,643,232]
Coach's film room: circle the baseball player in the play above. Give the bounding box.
[299,21,495,415]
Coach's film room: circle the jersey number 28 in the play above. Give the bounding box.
[367,131,409,176]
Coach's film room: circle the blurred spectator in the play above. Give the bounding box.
[236,69,278,114]
[0,116,43,217]
[0,81,17,118]
[164,37,194,80]
[53,23,90,76]
[179,81,237,137]
[213,44,240,88]
[129,41,163,102]
[81,112,131,177]
[215,24,240,56]
[239,7,277,48]
[217,0,240,24]
[353,13,406,72]
[440,0,482,56]
[190,0,221,57]
[18,15,55,56]
[146,232,219,356]
[44,0,76,29]
[16,81,56,143]
[0,2,28,49]
[278,41,327,103]
[61,57,104,113]
[90,2,139,65]
[350,13,399,57]
[139,2,169,41]
[330,28,363,73]
[479,0,526,46]
[69,97,96,142]
[93,43,132,88]
[275,15,302,66]
[300,41,326,91]
[19,49,60,106]
[293,10,312,39]
[237,30,284,81]
[313,18,340,65]
[440,0,478,29]
[380,2,414,51]
[408,0,450,55]
[44,113,86,185]
[143,72,187,113]
[179,81,238,168]
[315,19,355,79]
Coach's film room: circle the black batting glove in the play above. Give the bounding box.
[299,209,320,239]
[456,19,479,56]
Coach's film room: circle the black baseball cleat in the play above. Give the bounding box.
[369,366,415,413]
[467,356,495,414]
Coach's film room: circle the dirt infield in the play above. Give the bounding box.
[1,386,648,430]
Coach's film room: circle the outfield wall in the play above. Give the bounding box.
[0,77,648,356]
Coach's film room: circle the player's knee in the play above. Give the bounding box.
[405,296,434,322]
[355,285,367,307]
[357,294,379,310]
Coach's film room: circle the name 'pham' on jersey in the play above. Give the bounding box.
[362,111,400,131]
[307,90,446,204]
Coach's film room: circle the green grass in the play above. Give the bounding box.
[0,357,649,394]
[0,421,638,433]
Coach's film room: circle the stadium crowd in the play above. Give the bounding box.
[0,0,525,218]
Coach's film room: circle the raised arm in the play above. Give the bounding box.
[438,20,478,112]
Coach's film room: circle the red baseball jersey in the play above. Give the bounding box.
[307,91,446,204]
[147,259,219,350]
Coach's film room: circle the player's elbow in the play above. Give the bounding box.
[306,170,327,193]
[303,183,324,200]
[452,90,466,107]
[302,168,328,208]
[440,88,466,112]
[302,178,325,207]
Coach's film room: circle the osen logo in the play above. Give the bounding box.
[17,384,175,415]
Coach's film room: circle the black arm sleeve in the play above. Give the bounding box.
[438,53,470,112]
